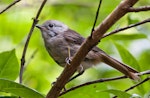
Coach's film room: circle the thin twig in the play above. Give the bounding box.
[128,6,150,12]
[102,18,150,38]
[138,70,150,75]
[25,49,38,67]
[90,0,102,37]
[113,77,150,98]
[125,77,150,92]
[19,0,47,84]
[59,76,126,96]
[0,0,21,14]
[59,70,150,96]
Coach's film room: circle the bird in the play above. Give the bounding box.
[36,20,139,80]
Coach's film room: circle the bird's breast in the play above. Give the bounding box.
[44,35,70,67]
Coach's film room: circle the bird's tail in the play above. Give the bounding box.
[100,52,139,80]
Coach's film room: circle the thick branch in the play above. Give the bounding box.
[0,0,21,14]
[46,0,139,98]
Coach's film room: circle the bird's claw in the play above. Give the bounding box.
[65,57,72,65]
[51,81,56,86]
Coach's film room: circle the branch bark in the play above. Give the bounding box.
[46,0,139,98]
[102,18,150,38]
[128,6,150,12]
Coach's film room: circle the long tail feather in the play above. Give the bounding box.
[100,53,139,80]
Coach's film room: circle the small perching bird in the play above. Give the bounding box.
[36,20,139,80]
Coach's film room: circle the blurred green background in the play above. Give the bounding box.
[0,0,150,97]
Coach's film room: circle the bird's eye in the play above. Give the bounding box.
[49,24,54,28]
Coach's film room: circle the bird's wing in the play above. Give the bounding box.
[63,29,85,45]
[64,29,102,60]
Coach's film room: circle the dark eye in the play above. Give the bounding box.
[49,24,54,28]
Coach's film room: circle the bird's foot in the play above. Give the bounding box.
[65,57,72,65]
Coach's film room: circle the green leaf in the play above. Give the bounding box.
[144,91,150,98]
[103,89,131,98]
[0,79,45,98]
[60,83,109,98]
[114,42,146,95]
[0,49,19,80]
[127,14,140,25]
[0,96,17,98]
[114,42,141,71]
[139,49,150,70]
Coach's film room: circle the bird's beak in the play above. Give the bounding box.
[36,24,43,29]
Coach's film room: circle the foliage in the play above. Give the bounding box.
[103,89,131,98]
[0,79,44,98]
[0,0,150,98]
[0,49,19,80]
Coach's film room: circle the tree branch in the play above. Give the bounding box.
[46,0,139,98]
[102,18,150,38]
[90,0,102,37]
[0,0,21,14]
[125,77,150,92]
[59,70,150,96]
[113,77,150,98]
[60,76,126,96]
[19,0,47,84]
[128,6,150,12]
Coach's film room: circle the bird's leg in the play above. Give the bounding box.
[54,47,84,92]
[65,46,72,65]
[65,46,85,82]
